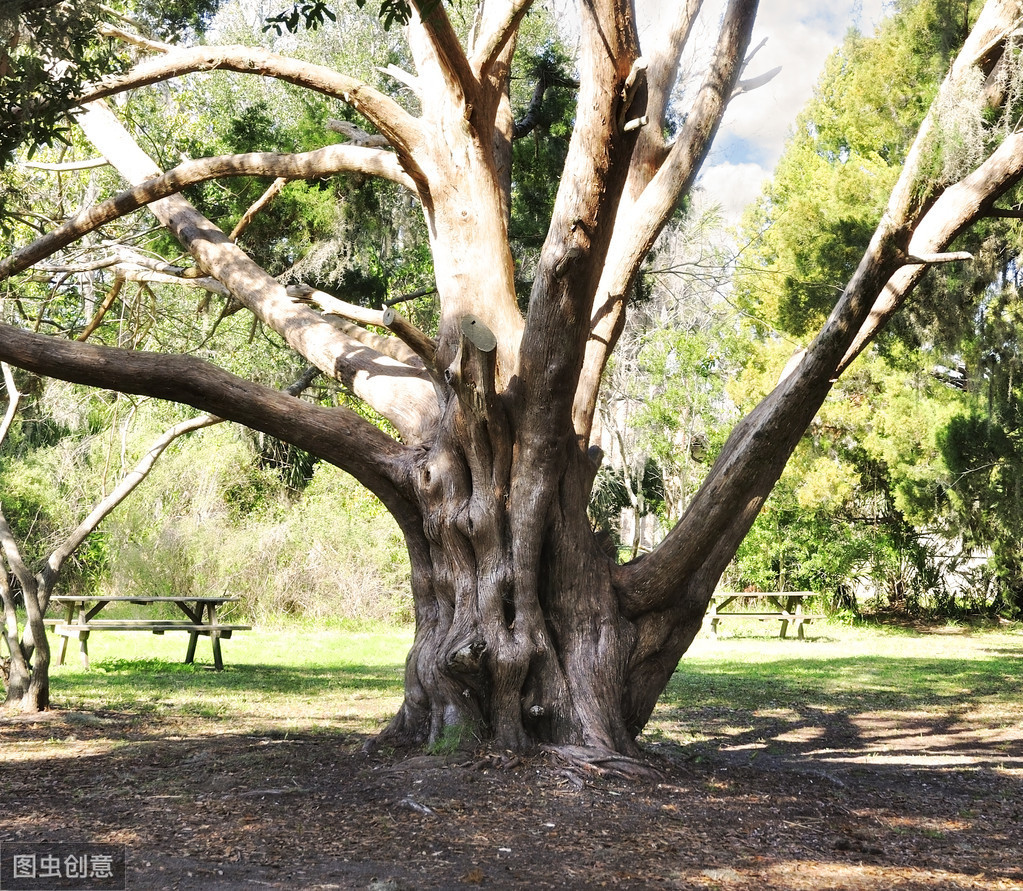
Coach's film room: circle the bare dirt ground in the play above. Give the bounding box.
[2,699,1022,891]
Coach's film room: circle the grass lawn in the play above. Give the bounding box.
[44,618,1022,747]
[648,622,1023,761]
[48,621,413,733]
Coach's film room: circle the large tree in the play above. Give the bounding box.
[1,0,1022,758]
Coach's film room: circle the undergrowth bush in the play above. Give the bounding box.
[102,424,411,625]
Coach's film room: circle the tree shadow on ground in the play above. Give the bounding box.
[3,693,1023,889]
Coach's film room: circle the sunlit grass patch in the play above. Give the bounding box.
[47,623,412,734]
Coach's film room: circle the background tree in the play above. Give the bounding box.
[0,0,1021,761]
[733,0,1023,616]
[0,359,221,710]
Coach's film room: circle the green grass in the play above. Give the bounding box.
[42,619,1023,746]
[49,622,412,732]
[644,623,1023,753]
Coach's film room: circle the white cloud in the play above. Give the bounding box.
[693,161,770,223]
[637,0,891,221]
[717,0,889,164]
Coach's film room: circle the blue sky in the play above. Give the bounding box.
[643,0,892,221]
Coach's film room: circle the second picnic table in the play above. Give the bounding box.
[706,592,823,639]
[47,595,250,670]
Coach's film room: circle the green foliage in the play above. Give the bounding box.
[102,424,412,624]
[508,43,576,303]
[727,0,1023,616]
[264,0,441,34]
[264,1,337,35]
[0,399,113,594]
[0,1,127,166]
[129,0,226,41]
[939,411,1023,614]
[736,0,970,338]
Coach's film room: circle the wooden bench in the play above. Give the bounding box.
[47,596,250,671]
[706,592,825,640]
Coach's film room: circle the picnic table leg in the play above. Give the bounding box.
[180,600,203,665]
[210,631,224,672]
[185,631,199,664]
[208,601,225,671]
[770,596,790,639]
[57,603,74,666]
[73,602,90,668]
[76,629,90,669]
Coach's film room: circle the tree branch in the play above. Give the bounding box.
[40,365,317,588]
[97,22,174,54]
[0,363,21,448]
[42,411,223,588]
[512,64,578,140]
[572,0,758,441]
[618,0,1023,617]
[837,132,1023,374]
[77,45,425,177]
[74,100,439,443]
[76,276,123,341]
[408,0,479,105]
[0,323,414,501]
[230,177,287,242]
[327,119,390,147]
[289,283,439,371]
[23,157,109,171]
[1,144,415,282]
[470,0,534,82]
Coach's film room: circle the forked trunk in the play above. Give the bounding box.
[372,318,714,757]
[2,618,50,713]
[2,653,50,712]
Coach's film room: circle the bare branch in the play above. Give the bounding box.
[470,0,534,81]
[324,315,421,367]
[289,283,439,370]
[288,283,386,327]
[377,64,421,97]
[76,276,123,342]
[112,267,230,297]
[24,157,109,171]
[986,206,1023,218]
[408,2,480,104]
[74,101,439,443]
[573,0,758,441]
[1,143,415,282]
[837,132,1023,373]
[78,45,425,172]
[43,412,223,586]
[382,306,439,370]
[637,0,702,165]
[732,64,781,98]
[0,322,414,501]
[0,363,21,448]
[512,65,578,140]
[97,23,174,54]
[327,119,390,147]
[383,286,437,307]
[230,177,287,242]
[902,250,974,264]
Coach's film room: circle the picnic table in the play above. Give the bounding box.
[47,595,250,671]
[706,592,824,639]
